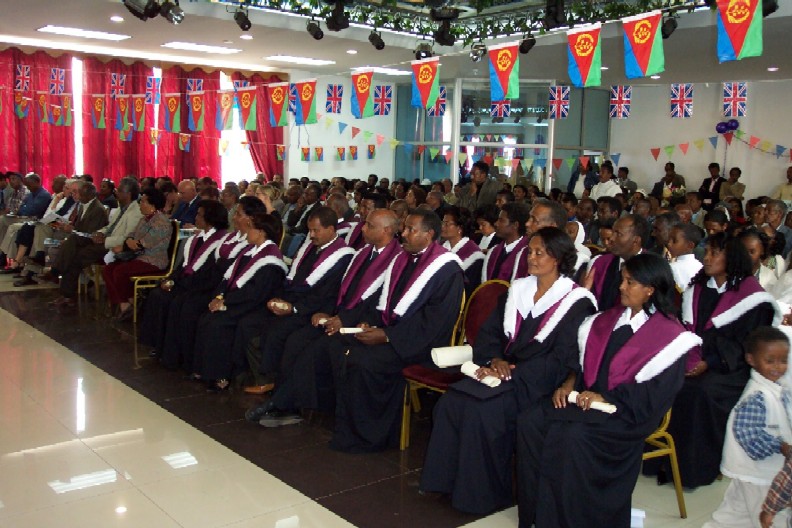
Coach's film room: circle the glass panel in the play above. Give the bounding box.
[582,88,610,150]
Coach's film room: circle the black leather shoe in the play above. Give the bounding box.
[245,401,275,423]
[14,277,37,287]
[259,409,303,428]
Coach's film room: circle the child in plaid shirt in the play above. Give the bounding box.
[704,326,792,528]
[761,457,792,527]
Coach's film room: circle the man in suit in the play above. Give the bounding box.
[171,180,199,226]
[48,177,141,308]
[458,161,501,211]
[766,200,792,259]
[285,183,320,236]
[650,162,686,205]
[698,162,725,211]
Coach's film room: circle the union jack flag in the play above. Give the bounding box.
[722,82,747,117]
[233,80,250,90]
[373,85,392,116]
[288,83,297,113]
[609,85,632,119]
[427,85,446,117]
[186,78,203,93]
[49,68,65,95]
[15,65,30,91]
[490,100,511,118]
[110,73,126,98]
[670,83,694,119]
[548,85,570,120]
[145,76,161,105]
[326,84,343,114]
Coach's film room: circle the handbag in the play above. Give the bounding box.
[114,249,143,262]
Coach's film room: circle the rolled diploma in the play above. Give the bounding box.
[317,318,328,326]
[431,345,473,368]
[339,327,364,334]
[460,361,501,388]
[567,391,617,414]
[273,301,290,311]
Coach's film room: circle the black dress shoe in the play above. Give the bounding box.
[258,409,303,428]
[245,401,275,423]
[14,277,37,287]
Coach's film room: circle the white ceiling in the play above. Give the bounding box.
[1,0,790,84]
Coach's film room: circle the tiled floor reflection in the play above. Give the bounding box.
[0,277,728,527]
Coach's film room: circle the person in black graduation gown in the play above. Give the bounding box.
[420,227,597,514]
[517,253,701,528]
[191,211,287,391]
[441,206,485,298]
[244,209,403,425]
[659,232,780,488]
[328,209,465,452]
[140,200,228,363]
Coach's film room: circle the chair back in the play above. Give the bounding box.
[278,224,286,250]
[458,279,510,346]
[449,290,466,345]
[162,220,181,276]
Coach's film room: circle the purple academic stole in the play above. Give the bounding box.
[486,237,528,281]
[226,243,283,290]
[346,223,364,249]
[287,237,348,285]
[336,239,402,309]
[589,253,618,301]
[183,229,227,275]
[218,233,248,260]
[583,308,686,391]
[504,288,569,355]
[380,241,448,326]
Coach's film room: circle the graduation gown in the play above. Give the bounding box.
[420,276,596,514]
[517,308,699,528]
[586,252,622,311]
[193,241,287,381]
[329,242,465,452]
[481,237,528,283]
[663,276,780,488]
[444,237,485,298]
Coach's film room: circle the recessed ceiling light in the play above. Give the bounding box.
[352,66,411,76]
[161,42,241,54]
[37,25,130,41]
[346,49,358,55]
[768,66,779,72]
[110,16,124,23]
[650,75,661,79]
[600,66,609,70]
[265,55,335,66]
[115,507,127,514]
[240,34,253,40]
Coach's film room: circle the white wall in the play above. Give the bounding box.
[285,73,396,183]
[609,80,792,199]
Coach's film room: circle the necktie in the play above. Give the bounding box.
[369,249,379,262]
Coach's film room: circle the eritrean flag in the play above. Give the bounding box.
[178,133,191,152]
[266,83,289,127]
[120,125,133,142]
[336,147,346,161]
[314,147,324,162]
[567,23,602,87]
[716,0,762,63]
[90,94,106,129]
[349,145,358,160]
[36,92,49,123]
[216,91,234,130]
[163,94,181,133]
[351,70,374,119]
[187,92,205,132]
[51,104,63,126]
[237,86,257,130]
[132,95,145,131]
[114,95,130,131]
[300,147,310,161]
[294,80,317,125]
[622,11,664,78]
[411,57,440,109]
[61,94,73,126]
[488,42,519,101]
[276,145,285,161]
[14,91,30,119]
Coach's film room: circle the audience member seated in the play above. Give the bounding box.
[171,180,199,226]
[512,199,569,279]
[441,206,484,297]
[420,227,596,514]
[102,187,173,321]
[345,192,387,250]
[0,173,52,269]
[565,220,591,272]
[473,204,501,253]
[481,202,529,282]
[518,253,699,527]
[740,228,778,291]
[99,178,118,209]
[326,193,355,239]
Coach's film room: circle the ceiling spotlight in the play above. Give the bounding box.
[519,35,536,54]
[470,42,486,62]
[123,0,160,21]
[160,0,184,25]
[234,9,251,31]
[325,2,349,32]
[763,0,779,17]
[514,112,521,123]
[307,20,324,40]
[473,116,481,127]
[661,15,677,39]
[369,30,385,50]
[415,42,433,60]
[434,20,455,47]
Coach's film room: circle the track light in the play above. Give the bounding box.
[325,2,349,32]
[519,35,536,54]
[661,15,677,39]
[434,20,455,46]
[307,20,324,40]
[369,30,385,50]
[160,0,184,25]
[234,9,251,31]
[470,42,486,62]
[514,112,521,123]
[415,42,433,60]
[123,0,160,21]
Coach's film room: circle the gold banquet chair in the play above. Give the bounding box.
[130,220,181,323]
[642,409,687,518]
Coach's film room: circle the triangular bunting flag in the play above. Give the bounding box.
[535,159,547,169]
[694,139,706,151]
[650,148,661,161]
[664,145,675,158]
[552,158,563,170]
[708,136,719,149]
[759,140,772,152]
[776,145,786,159]
[218,139,230,156]
[338,122,348,134]
[724,132,734,145]
[389,138,400,149]
[351,127,361,139]
[416,145,426,155]
[512,159,521,170]
[376,134,385,147]
[565,158,576,169]
[609,153,621,166]
[735,129,746,139]
[403,143,414,155]
[428,147,440,160]
[444,151,454,164]
[458,152,468,165]
[749,135,760,148]
[363,131,373,140]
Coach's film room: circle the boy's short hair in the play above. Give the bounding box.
[673,223,703,247]
[745,327,790,357]
[704,209,729,225]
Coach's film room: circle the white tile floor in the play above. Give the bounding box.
[0,304,727,527]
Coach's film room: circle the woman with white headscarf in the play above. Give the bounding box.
[565,220,591,273]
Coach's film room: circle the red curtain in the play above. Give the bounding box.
[0,48,74,189]
[81,58,155,183]
[232,72,284,180]
[156,66,220,183]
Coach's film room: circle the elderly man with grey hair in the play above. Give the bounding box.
[766,199,792,258]
[0,173,52,270]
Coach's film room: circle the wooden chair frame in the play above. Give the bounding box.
[643,409,687,518]
[131,220,181,324]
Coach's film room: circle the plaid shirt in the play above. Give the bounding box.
[733,392,785,460]
[763,456,792,515]
[6,185,29,214]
